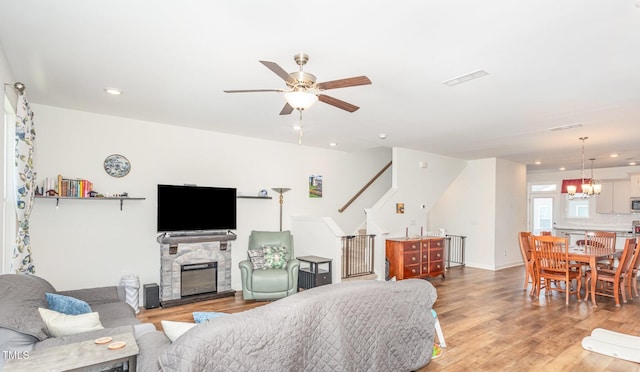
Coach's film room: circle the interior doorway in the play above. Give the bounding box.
[530,196,554,235]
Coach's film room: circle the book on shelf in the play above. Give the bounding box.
[41,175,93,198]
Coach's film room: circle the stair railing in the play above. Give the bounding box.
[338,161,392,213]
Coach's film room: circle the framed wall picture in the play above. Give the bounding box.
[309,175,322,198]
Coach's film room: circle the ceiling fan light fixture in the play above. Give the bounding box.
[283,91,318,110]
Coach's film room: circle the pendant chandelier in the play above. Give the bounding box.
[583,157,602,196]
[566,137,602,197]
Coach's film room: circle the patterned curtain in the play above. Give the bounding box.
[11,92,36,274]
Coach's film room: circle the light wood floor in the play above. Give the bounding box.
[136,293,266,329]
[137,266,640,371]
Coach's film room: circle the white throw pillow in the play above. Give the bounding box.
[37,308,103,337]
[161,320,196,342]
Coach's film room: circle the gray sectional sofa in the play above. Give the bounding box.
[156,278,438,372]
[0,273,154,370]
[1,274,438,372]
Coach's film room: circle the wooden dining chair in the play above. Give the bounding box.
[532,235,581,305]
[623,237,640,299]
[540,231,552,236]
[518,232,535,292]
[585,237,636,307]
[585,231,617,268]
[583,231,616,249]
[576,239,604,248]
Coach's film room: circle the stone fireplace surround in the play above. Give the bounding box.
[158,233,236,306]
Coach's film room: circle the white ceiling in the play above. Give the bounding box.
[1,0,639,173]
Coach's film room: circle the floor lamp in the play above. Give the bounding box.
[271,188,291,231]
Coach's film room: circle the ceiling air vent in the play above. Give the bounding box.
[549,123,583,131]
[443,70,489,87]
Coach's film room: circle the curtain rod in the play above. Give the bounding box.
[3,82,26,94]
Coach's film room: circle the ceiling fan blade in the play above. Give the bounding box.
[317,94,360,112]
[224,89,283,93]
[259,61,295,84]
[279,103,294,115]
[316,76,371,90]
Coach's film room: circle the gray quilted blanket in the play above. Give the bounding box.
[159,279,437,372]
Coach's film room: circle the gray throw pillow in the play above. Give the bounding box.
[0,274,55,341]
[248,249,266,269]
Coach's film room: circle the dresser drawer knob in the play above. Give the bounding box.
[436,253,441,258]
[423,255,428,259]
[411,244,417,249]
[411,256,417,261]
[411,269,417,274]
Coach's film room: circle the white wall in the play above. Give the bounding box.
[430,159,496,269]
[25,104,391,291]
[429,158,526,270]
[494,158,527,269]
[366,147,467,277]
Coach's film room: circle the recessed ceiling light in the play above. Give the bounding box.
[329,142,337,147]
[534,161,541,165]
[610,153,619,158]
[292,124,302,131]
[559,167,566,171]
[104,88,123,95]
[630,161,637,166]
[379,133,387,139]
[443,70,489,87]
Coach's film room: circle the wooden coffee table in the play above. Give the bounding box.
[4,332,138,372]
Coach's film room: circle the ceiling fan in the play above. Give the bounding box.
[224,53,371,115]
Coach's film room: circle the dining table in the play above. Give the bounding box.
[568,245,622,307]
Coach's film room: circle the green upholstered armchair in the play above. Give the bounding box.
[239,230,299,300]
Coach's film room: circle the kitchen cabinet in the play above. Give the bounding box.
[596,180,631,214]
[630,174,640,197]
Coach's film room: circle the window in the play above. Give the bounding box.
[531,184,557,193]
[565,195,590,218]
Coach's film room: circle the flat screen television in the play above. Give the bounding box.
[157,184,237,232]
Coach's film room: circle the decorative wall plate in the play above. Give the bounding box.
[103,154,131,178]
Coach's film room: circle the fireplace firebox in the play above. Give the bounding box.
[181,262,217,297]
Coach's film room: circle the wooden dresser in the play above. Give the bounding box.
[385,237,445,280]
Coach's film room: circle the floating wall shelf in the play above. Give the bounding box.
[237,195,272,200]
[35,195,145,210]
